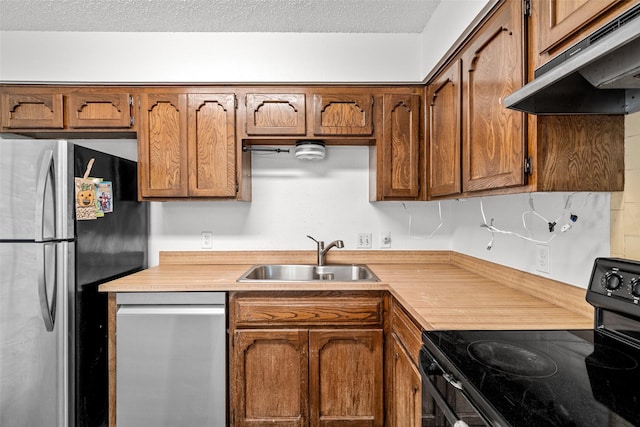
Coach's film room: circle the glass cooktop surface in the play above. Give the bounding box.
[423,329,640,427]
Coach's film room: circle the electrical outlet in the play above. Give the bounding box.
[357,233,372,249]
[535,244,550,274]
[380,232,391,248]
[201,231,213,249]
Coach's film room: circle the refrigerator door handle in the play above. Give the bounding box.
[35,149,55,243]
[37,242,57,332]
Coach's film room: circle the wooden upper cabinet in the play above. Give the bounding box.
[245,93,306,135]
[138,91,238,200]
[138,93,189,198]
[537,0,619,54]
[427,60,462,198]
[381,93,421,200]
[67,92,133,128]
[1,92,64,129]
[462,0,526,193]
[187,93,237,197]
[313,93,373,136]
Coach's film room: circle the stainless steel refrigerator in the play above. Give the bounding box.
[0,139,148,427]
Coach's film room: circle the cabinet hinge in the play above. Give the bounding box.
[523,0,532,17]
[129,116,134,126]
[524,156,533,175]
[235,183,239,193]
[129,96,134,106]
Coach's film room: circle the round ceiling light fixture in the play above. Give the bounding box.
[294,140,326,160]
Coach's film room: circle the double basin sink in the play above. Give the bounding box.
[237,264,380,282]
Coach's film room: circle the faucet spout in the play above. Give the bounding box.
[307,235,344,266]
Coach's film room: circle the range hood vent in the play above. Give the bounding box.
[504,4,640,115]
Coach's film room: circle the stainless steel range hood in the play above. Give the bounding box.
[504,4,640,115]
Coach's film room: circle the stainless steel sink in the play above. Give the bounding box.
[237,264,380,282]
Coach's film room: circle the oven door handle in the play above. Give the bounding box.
[423,372,470,427]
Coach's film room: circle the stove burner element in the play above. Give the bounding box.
[586,345,638,370]
[468,340,558,378]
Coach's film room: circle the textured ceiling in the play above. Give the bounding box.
[0,0,442,33]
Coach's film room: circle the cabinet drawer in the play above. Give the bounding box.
[391,301,422,365]
[232,295,383,327]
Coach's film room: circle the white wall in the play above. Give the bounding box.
[149,146,452,263]
[0,31,422,83]
[420,0,491,81]
[0,0,611,288]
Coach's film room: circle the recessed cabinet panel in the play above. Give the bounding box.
[391,335,423,427]
[138,93,188,198]
[537,0,618,53]
[245,93,306,135]
[67,92,133,128]
[1,93,64,129]
[187,94,237,197]
[462,0,526,193]
[427,60,462,198]
[309,329,383,427]
[313,93,373,136]
[382,94,421,199]
[232,329,309,427]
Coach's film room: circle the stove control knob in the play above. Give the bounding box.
[631,278,640,298]
[602,271,623,292]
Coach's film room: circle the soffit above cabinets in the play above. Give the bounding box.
[0,0,442,34]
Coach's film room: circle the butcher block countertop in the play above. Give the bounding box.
[99,250,594,331]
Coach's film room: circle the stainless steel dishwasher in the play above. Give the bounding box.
[116,292,226,427]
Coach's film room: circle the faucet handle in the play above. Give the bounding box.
[307,235,324,249]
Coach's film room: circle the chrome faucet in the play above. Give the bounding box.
[307,235,344,266]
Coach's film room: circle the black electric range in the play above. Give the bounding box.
[420,258,640,427]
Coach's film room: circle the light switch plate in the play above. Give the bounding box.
[357,233,372,249]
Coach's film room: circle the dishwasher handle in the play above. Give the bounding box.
[117,305,225,316]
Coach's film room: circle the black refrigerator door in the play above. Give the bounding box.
[73,145,149,427]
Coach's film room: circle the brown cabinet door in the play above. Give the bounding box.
[67,92,133,128]
[381,93,421,200]
[537,0,619,53]
[309,329,383,427]
[427,60,462,198]
[187,93,237,197]
[231,329,309,427]
[462,0,526,193]
[245,93,306,135]
[390,335,423,427]
[1,92,64,129]
[138,93,189,198]
[313,93,374,136]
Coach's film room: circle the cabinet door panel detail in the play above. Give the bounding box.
[139,94,188,197]
[428,60,461,198]
[188,94,237,197]
[246,93,306,135]
[1,93,64,129]
[233,329,309,427]
[390,335,423,427]
[309,329,383,427]
[538,0,618,53]
[67,92,132,128]
[462,1,526,193]
[382,94,420,199]
[313,94,373,136]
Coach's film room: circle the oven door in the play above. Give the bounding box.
[419,346,489,427]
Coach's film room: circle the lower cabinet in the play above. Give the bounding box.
[229,292,385,427]
[390,334,422,427]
